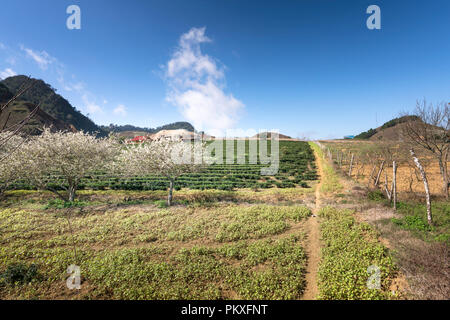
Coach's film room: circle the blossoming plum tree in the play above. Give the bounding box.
[118,138,206,205]
[17,128,120,201]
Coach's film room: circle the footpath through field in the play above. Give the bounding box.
[301,144,322,300]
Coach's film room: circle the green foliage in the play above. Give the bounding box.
[101,121,195,134]
[153,200,169,208]
[10,141,318,192]
[367,190,385,201]
[391,201,449,244]
[0,202,310,299]
[309,142,342,193]
[392,215,431,232]
[216,205,311,242]
[84,236,307,299]
[0,263,40,287]
[317,207,397,300]
[43,199,89,209]
[380,115,420,130]
[1,75,107,136]
[0,83,13,101]
[354,115,421,140]
[354,128,377,140]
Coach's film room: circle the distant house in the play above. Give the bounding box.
[130,135,147,143]
[344,135,355,139]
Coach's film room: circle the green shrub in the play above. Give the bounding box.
[154,200,169,208]
[367,190,385,201]
[317,207,397,300]
[0,263,41,286]
[392,215,431,232]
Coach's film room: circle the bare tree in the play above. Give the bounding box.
[348,153,354,176]
[402,100,449,198]
[410,149,433,225]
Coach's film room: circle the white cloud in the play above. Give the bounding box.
[2,43,109,123]
[165,27,244,133]
[21,45,55,70]
[82,94,103,114]
[0,43,6,50]
[60,78,85,92]
[0,68,17,79]
[113,104,127,116]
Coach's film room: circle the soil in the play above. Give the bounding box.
[301,148,322,300]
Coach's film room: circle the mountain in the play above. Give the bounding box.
[1,75,107,136]
[1,75,194,138]
[0,82,73,134]
[253,132,293,140]
[354,116,421,140]
[100,121,195,134]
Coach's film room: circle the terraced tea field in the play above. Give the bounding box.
[11,140,318,191]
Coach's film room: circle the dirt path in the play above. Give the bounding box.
[301,146,322,300]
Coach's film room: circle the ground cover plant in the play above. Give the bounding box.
[390,201,449,244]
[0,199,311,299]
[317,206,397,300]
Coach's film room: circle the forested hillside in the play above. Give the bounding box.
[1,75,106,135]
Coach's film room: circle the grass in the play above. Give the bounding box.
[309,142,343,194]
[366,190,450,244]
[391,201,450,244]
[3,187,316,208]
[0,193,311,299]
[317,206,397,300]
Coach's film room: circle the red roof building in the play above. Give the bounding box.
[130,136,147,143]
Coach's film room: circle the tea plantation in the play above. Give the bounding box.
[12,140,317,191]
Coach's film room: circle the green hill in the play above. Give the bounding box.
[1,75,106,135]
[354,115,421,140]
[1,75,195,137]
[100,121,195,134]
[0,82,73,135]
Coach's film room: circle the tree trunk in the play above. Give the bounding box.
[392,160,397,210]
[384,172,392,201]
[47,187,68,201]
[410,149,432,225]
[167,180,174,206]
[374,160,385,186]
[368,164,377,187]
[438,157,449,199]
[348,154,354,177]
[68,184,76,202]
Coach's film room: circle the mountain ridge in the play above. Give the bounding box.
[1,75,195,136]
[354,115,421,140]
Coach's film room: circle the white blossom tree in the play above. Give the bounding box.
[119,139,206,206]
[0,132,26,198]
[17,128,120,201]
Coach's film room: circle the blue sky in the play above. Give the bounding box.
[0,0,449,139]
